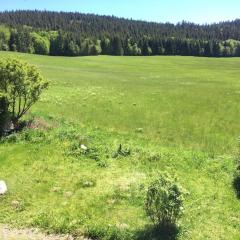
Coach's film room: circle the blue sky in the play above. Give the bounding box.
[0,0,239,24]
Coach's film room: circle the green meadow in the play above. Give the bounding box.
[0,51,240,239]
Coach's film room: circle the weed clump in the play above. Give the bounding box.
[145,173,185,230]
[76,178,96,188]
[112,144,131,158]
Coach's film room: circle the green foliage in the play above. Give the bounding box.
[66,40,80,56]
[101,38,112,55]
[31,32,50,55]
[91,40,102,55]
[0,57,49,128]
[86,224,132,240]
[80,38,102,56]
[145,174,185,228]
[2,11,240,57]
[126,40,141,56]
[142,42,152,56]
[0,25,10,50]
[112,144,131,158]
[112,37,124,56]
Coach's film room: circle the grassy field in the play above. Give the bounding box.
[1,52,240,153]
[0,52,240,239]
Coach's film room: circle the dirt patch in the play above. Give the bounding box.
[27,117,55,130]
[0,225,88,240]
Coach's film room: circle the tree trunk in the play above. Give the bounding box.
[0,97,9,137]
[11,118,19,130]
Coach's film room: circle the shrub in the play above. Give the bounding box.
[145,173,185,229]
[0,57,49,130]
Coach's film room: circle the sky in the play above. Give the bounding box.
[0,0,239,24]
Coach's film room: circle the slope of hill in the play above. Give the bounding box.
[0,10,240,40]
[0,10,240,57]
[0,52,240,240]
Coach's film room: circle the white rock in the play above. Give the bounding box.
[80,144,88,150]
[0,180,7,195]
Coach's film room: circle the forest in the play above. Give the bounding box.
[0,10,240,57]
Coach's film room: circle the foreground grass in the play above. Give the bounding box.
[0,52,240,239]
[0,116,239,240]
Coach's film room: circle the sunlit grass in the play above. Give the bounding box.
[0,52,240,239]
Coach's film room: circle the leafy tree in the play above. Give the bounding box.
[222,45,231,57]
[0,25,10,50]
[90,40,102,55]
[0,58,49,129]
[13,28,34,53]
[65,40,80,56]
[132,43,141,55]
[31,32,50,55]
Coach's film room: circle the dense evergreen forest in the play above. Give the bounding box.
[0,10,240,57]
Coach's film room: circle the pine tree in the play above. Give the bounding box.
[142,40,152,56]
[112,37,124,56]
[204,41,214,57]
[212,41,221,57]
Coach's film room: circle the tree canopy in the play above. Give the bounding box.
[0,10,240,57]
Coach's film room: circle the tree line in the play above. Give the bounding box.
[0,10,240,57]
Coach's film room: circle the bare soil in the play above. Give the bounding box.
[0,225,88,240]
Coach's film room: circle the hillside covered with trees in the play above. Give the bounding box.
[0,10,240,57]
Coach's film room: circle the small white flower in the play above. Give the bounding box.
[80,144,88,150]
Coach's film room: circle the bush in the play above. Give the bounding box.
[145,173,185,229]
[0,58,49,130]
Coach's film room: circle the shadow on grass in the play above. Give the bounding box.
[135,224,180,240]
[233,175,240,199]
